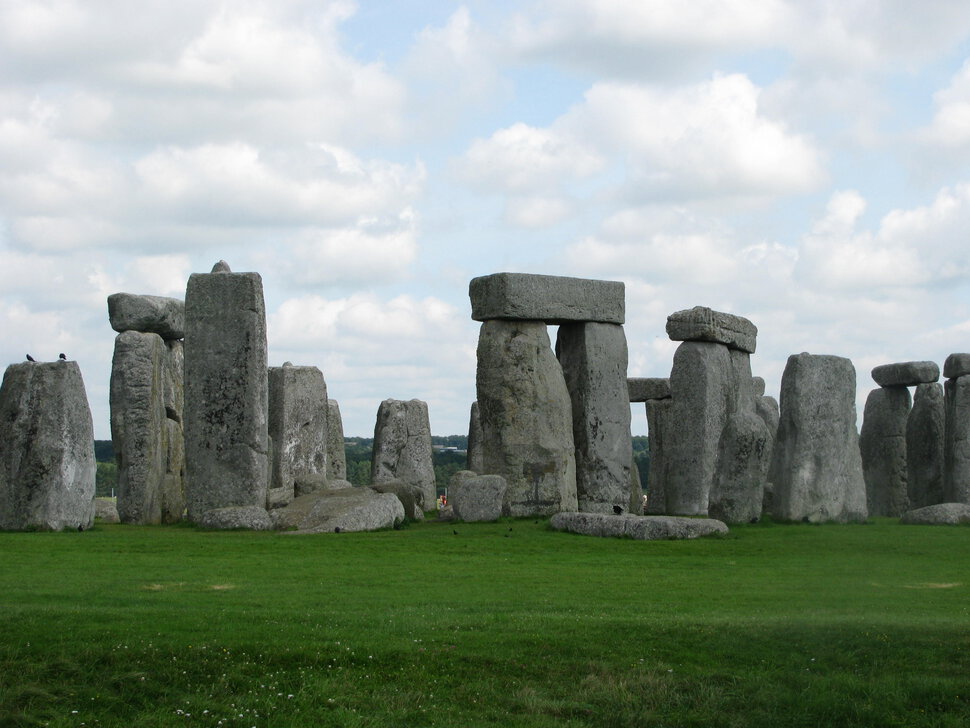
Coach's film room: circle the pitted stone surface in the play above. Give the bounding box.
[900,502,970,525]
[466,401,484,474]
[326,400,347,481]
[907,383,945,509]
[273,488,404,533]
[943,353,970,380]
[944,376,970,504]
[469,273,624,324]
[199,505,272,530]
[452,474,507,522]
[627,378,671,402]
[108,293,185,340]
[644,398,671,514]
[871,361,939,387]
[95,498,119,523]
[549,512,728,540]
[371,399,436,510]
[268,364,328,505]
[860,387,911,517]
[666,306,758,354]
[752,377,766,397]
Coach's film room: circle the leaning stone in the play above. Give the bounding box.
[95,498,120,523]
[769,353,868,523]
[666,306,758,354]
[944,376,970,504]
[107,293,185,340]
[466,401,485,474]
[198,505,273,530]
[907,383,945,509]
[0,361,96,531]
[627,378,671,402]
[371,399,436,510]
[860,387,911,517]
[452,474,507,522]
[943,353,970,380]
[326,400,347,481]
[273,488,404,533]
[371,481,425,521]
[549,512,728,540]
[476,320,578,517]
[644,398,672,514]
[871,361,940,387]
[268,364,328,505]
[469,272,624,324]
[900,502,970,525]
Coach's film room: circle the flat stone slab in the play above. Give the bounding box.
[871,361,939,387]
[549,512,728,540]
[666,306,757,354]
[199,506,273,530]
[108,293,185,340]
[469,273,624,324]
[900,503,970,525]
[628,377,671,402]
[944,353,970,379]
[273,488,404,533]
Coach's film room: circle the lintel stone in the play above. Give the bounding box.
[469,272,624,324]
[872,361,939,387]
[108,293,185,340]
[943,353,970,380]
[628,377,671,402]
[666,306,757,354]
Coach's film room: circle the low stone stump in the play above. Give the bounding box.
[371,481,425,521]
[199,506,273,530]
[272,488,404,533]
[95,498,120,523]
[549,512,728,540]
[900,503,970,525]
[452,474,507,522]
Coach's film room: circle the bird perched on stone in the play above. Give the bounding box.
[59,353,67,361]
[26,354,35,362]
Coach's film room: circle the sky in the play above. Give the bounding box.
[3,0,970,439]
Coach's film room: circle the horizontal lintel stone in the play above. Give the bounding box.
[628,377,671,402]
[108,293,185,340]
[469,272,624,324]
[871,361,939,387]
[665,306,757,353]
[943,353,970,380]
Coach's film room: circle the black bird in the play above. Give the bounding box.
[77,525,84,532]
[58,353,67,361]
[26,354,35,362]
[453,529,458,535]
[613,505,623,515]
[334,526,341,533]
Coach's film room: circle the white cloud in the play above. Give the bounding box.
[921,58,970,149]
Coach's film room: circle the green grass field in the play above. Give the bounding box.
[1,517,968,727]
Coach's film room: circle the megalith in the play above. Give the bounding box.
[860,386,911,517]
[326,399,347,481]
[183,262,269,521]
[0,361,96,530]
[944,353,970,504]
[466,401,484,474]
[769,353,867,523]
[371,398,436,510]
[268,363,328,507]
[108,292,185,341]
[470,272,624,324]
[644,397,672,515]
[907,382,945,508]
[755,394,780,512]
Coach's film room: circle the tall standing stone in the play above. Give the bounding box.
[268,364,328,506]
[0,361,96,530]
[860,386,911,517]
[183,263,269,521]
[466,401,484,474]
[907,382,945,508]
[644,397,672,515]
[371,399,436,510]
[755,394,780,512]
[326,399,347,481]
[769,353,867,523]
[476,320,578,516]
[944,368,970,504]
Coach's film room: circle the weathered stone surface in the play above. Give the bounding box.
[0,361,96,531]
[293,473,331,496]
[549,512,728,540]
[371,481,425,520]
[666,306,758,354]
[273,488,404,533]
[95,498,119,523]
[860,387,911,517]
[907,383,945,509]
[752,377,766,397]
[871,361,939,387]
[756,395,780,513]
[452,474,507,522]
[943,353,970,380]
[769,353,867,523]
[183,268,269,521]
[268,364,328,506]
[944,376,970,504]
[466,401,484,474]
[627,378,671,402]
[476,320,578,517]
[900,502,970,525]
[198,505,273,530]
[326,400,347,481]
[630,457,644,515]
[644,398,671,515]
[469,272,624,324]
[371,399,436,510]
[557,322,633,514]
[107,293,185,340]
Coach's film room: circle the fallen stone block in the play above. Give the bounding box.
[273,488,404,533]
[666,306,757,354]
[549,512,728,540]
[452,474,507,522]
[371,481,425,520]
[108,293,185,340]
[469,272,624,324]
[199,505,273,530]
[871,361,939,387]
[900,502,970,525]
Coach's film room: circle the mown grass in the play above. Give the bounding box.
[1,517,968,727]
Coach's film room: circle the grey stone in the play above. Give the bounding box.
[752,377,766,397]
[630,457,644,515]
[273,488,404,533]
[469,272,624,324]
[268,364,328,506]
[755,395,780,513]
[666,306,758,354]
[95,498,119,523]
[452,474,507,522]
[871,361,939,387]
[906,383,945,509]
[943,353,970,380]
[627,378,671,402]
[466,401,484,474]
[769,353,868,523]
[293,473,331,497]
[326,400,347,481]
[476,320,578,517]
[644,398,672,514]
[0,361,96,531]
[860,387,911,517]
[211,260,231,273]
[549,512,728,540]
[371,481,425,520]
[900,502,970,525]
[371,399,436,510]
[557,322,633,514]
[198,505,273,530]
[944,376,970,504]
[183,267,269,521]
[107,293,185,340]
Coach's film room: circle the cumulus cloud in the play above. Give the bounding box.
[921,58,970,149]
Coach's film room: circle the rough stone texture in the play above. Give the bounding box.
[627,378,671,402]
[644,398,671,515]
[198,505,273,530]
[183,268,269,522]
[907,383,946,509]
[469,272,624,324]
[0,361,96,531]
[666,306,758,354]
[272,488,404,533]
[860,387,911,517]
[476,320,578,517]
[944,376,970,504]
[871,361,940,387]
[268,364,328,506]
[756,395,780,513]
[549,512,728,540]
[752,377,766,397]
[293,473,331,497]
[900,502,970,525]
[371,399,436,510]
[107,293,185,340]
[943,353,970,380]
[326,400,347,481]
[630,457,644,515]
[95,498,119,523]
[769,353,868,523]
[452,474,507,522]
[371,481,425,520]
[557,322,633,514]
[466,401,484,474]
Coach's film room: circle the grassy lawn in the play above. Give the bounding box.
[1,517,968,727]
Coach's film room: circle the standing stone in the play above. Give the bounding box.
[326,399,347,481]
[371,399,436,510]
[755,395,780,513]
[476,320,578,517]
[944,375,970,504]
[644,398,672,514]
[268,364,328,507]
[860,387,911,517]
[907,382,945,508]
[769,353,867,523]
[0,361,96,530]
[466,401,485,474]
[183,265,269,521]
[557,322,633,514]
